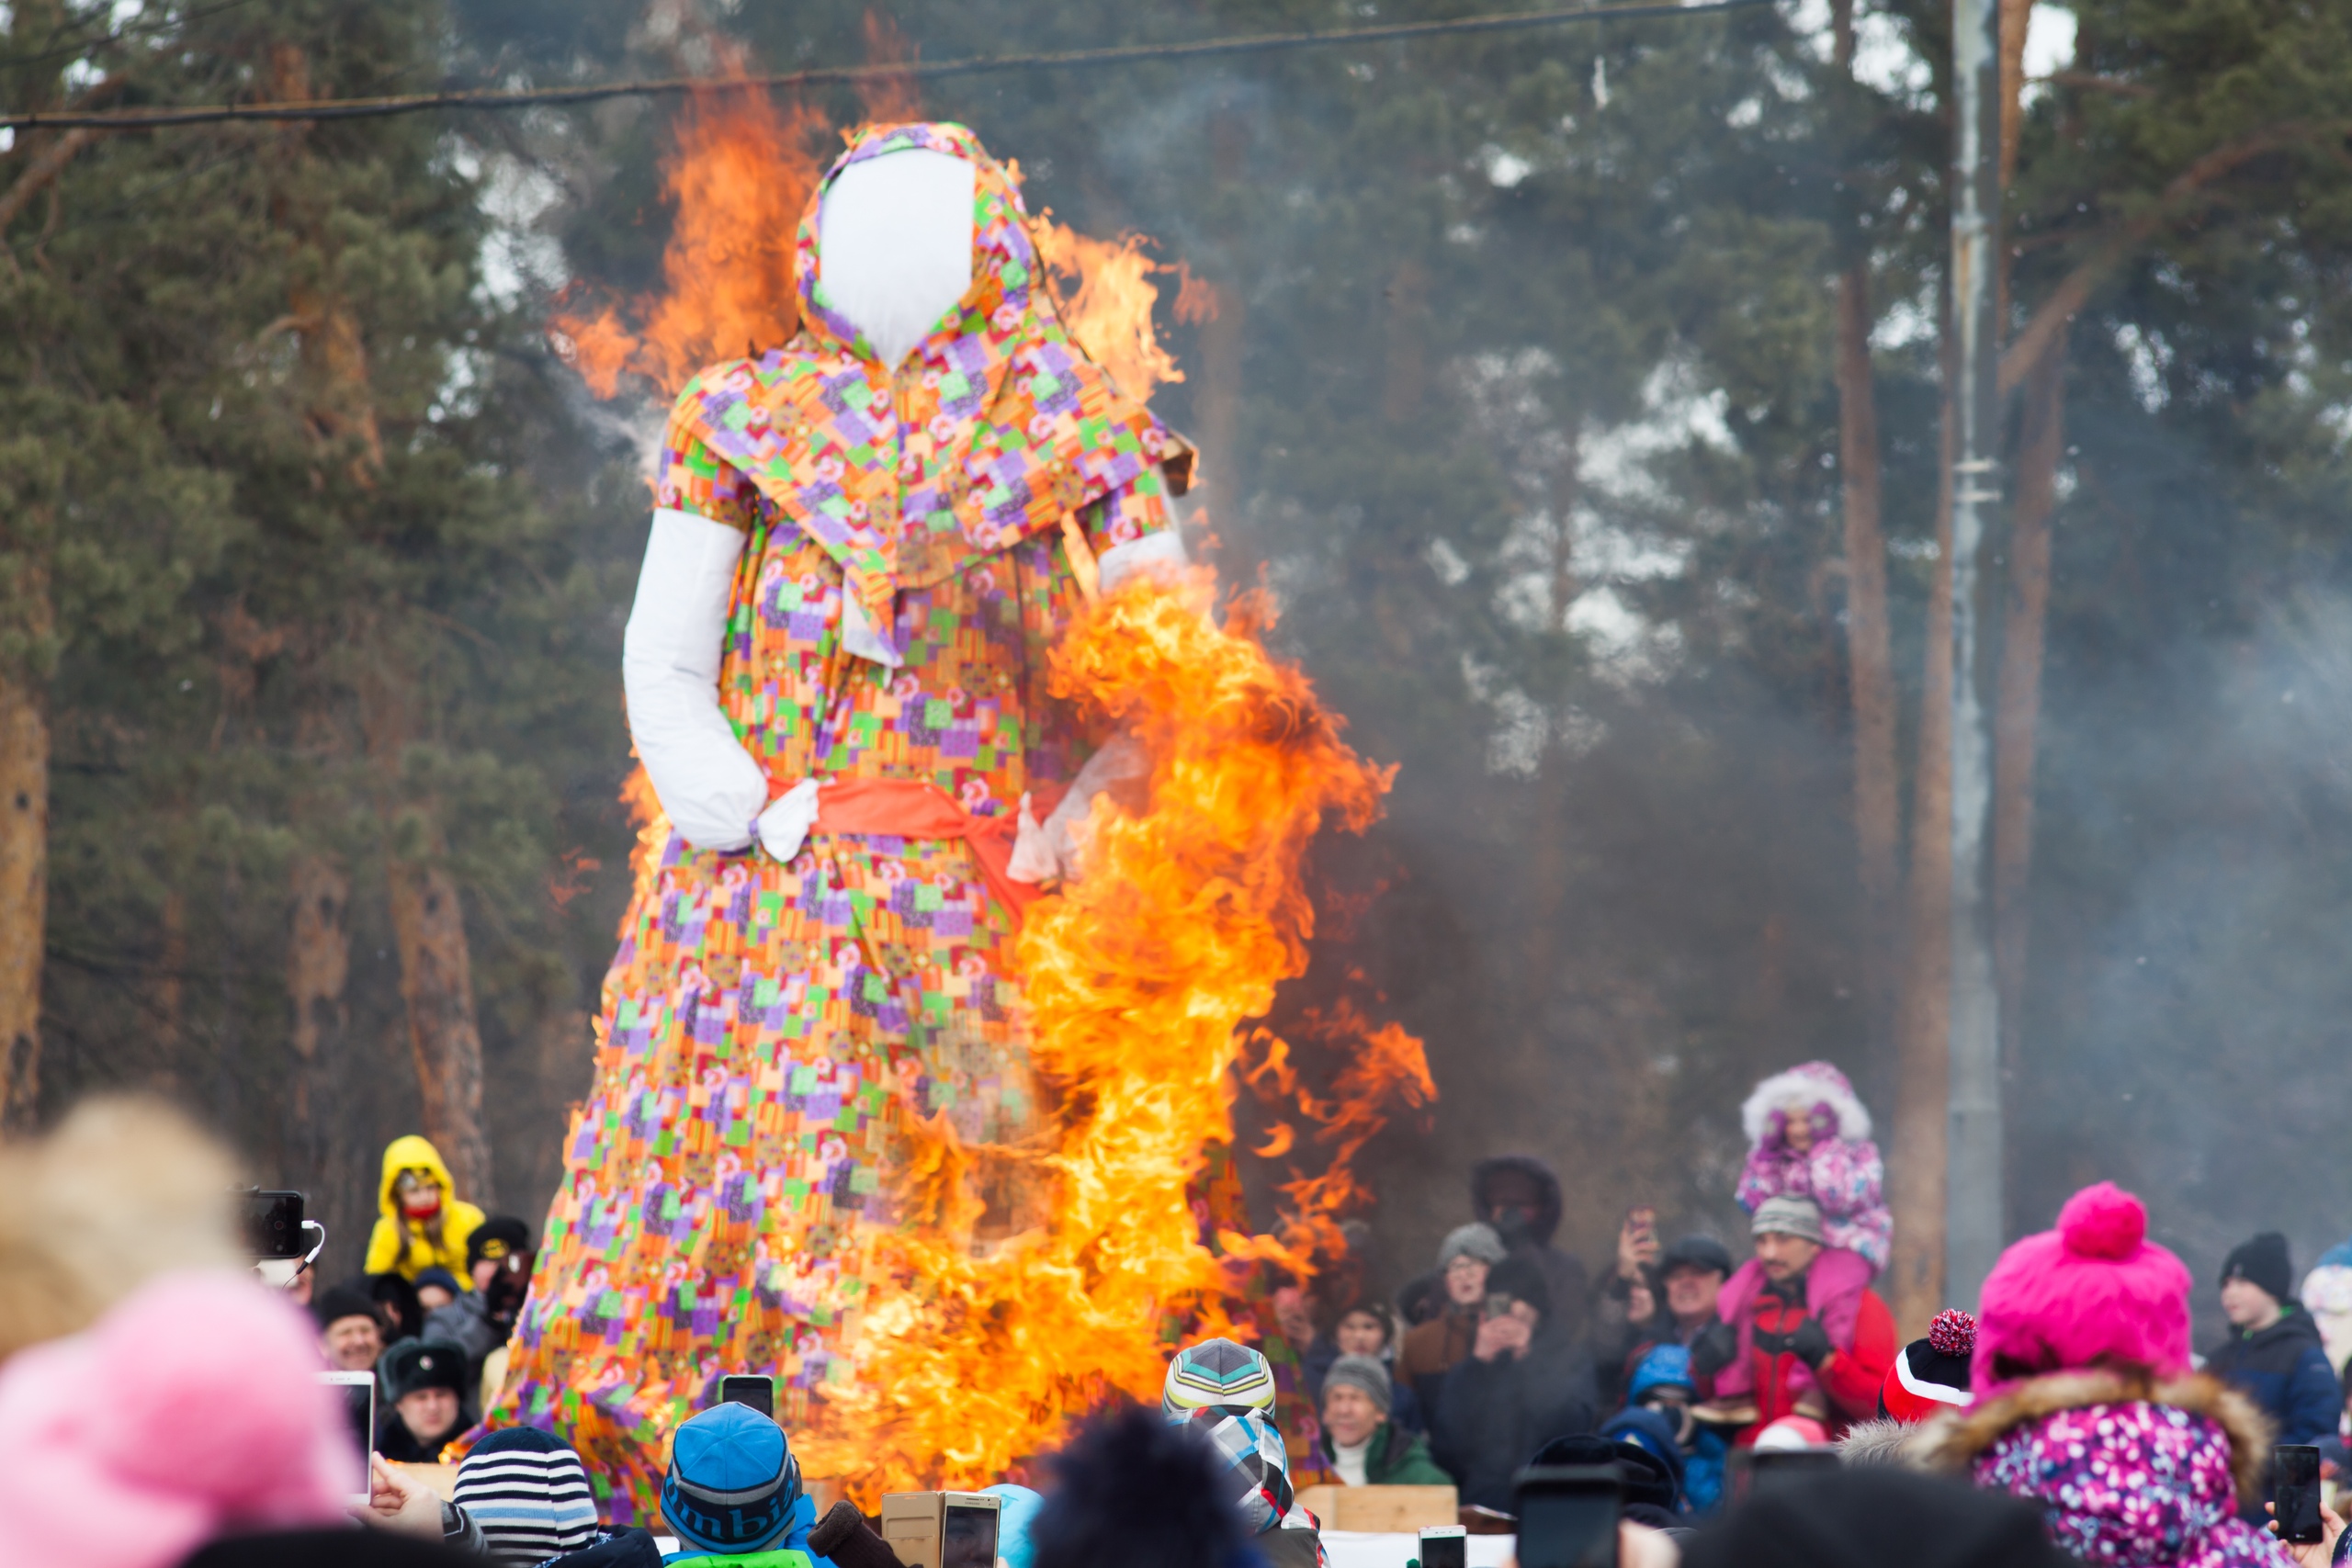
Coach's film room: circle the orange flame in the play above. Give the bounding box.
[618,763,670,920]
[1035,220,1188,403]
[791,574,1429,1497]
[1250,998,1440,1262]
[550,85,825,400]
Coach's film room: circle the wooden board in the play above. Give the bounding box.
[1296,1483,1459,1533]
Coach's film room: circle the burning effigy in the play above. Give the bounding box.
[493,113,1429,1519]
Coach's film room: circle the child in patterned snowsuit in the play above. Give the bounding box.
[1733,1061,1892,1275]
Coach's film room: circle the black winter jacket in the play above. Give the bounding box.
[1430,1323,1600,1511]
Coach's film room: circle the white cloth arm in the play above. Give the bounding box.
[622,509,770,852]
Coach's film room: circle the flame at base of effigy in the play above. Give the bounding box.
[758,572,1427,1500]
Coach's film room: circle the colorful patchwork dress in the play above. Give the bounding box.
[486,121,1189,1519]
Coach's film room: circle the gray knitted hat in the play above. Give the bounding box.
[1322,1353,1393,1416]
[1749,1194,1826,1245]
[1437,1222,1508,1269]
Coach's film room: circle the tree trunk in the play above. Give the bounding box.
[1835,265,1900,1054]
[1999,0,2036,189]
[361,649,492,1202]
[1993,333,2065,1082]
[0,661,47,1133]
[287,852,350,1176]
[388,852,492,1202]
[1886,343,1959,1336]
[153,888,187,1097]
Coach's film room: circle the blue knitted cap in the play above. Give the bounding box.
[1628,1343,1695,1402]
[662,1402,802,1555]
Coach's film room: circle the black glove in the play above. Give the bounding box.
[1790,1314,1834,1369]
[1690,1317,1739,1380]
[808,1498,906,1568]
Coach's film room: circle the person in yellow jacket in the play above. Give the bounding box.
[364,1135,486,1280]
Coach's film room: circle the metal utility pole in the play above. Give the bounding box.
[1946,0,2006,1306]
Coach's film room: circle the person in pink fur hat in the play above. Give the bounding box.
[0,1268,360,1568]
[1734,1060,1893,1273]
[1920,1181,2335,1567]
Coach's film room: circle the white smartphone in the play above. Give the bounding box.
[319,1370,376,1506]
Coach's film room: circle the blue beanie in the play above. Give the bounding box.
[1627,1343,1696,1403]
[661,1403,803,1555]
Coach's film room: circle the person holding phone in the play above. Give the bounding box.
[1399,1223,1510,1419]
[1430,1257,1600,1511]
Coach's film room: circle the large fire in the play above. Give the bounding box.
[793,576,1422,1494]
[586,73,1431,1499]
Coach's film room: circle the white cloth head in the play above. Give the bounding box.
[818,149,975,367]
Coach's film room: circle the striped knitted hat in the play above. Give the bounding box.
[662,1402,803,1556]
[1160,1338,1277,1419]
[452,1427,599,1565]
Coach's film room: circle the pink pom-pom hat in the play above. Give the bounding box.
[1972,1181,2192,1392]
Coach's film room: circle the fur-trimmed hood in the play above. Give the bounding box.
[1741,1062,1872,1146]
[1470,1156,1563,1247]
[1918,1369,2277,1553]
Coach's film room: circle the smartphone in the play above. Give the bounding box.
[718,1373,775,1418]
[319,1370,375,1506]
[2275,1443,2324,1545]
[243,1190,307,1258]
[1512,1464,1620,1568]
[941,1496,1000,1568]
[881,1491,1001,1568]
[1418,1524,1468,1568]
[1487,1292,1514,1321]
[1626,1206,1657,1241]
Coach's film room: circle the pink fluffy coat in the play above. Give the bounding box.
[1735,1136,1892,1271]
[1708,1246,1876,1401]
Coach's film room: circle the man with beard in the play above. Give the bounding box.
[1692,1195,1893,1444]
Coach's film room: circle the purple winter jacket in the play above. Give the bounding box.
[1922,1368,2297,1568]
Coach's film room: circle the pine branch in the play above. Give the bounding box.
[2000,118,2352,392]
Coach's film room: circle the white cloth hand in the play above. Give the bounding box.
[758,779,822,863]
[621,510,769,852]
[1006,736,1148,886]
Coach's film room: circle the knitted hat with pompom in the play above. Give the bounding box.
[1972,1182,2191,1392]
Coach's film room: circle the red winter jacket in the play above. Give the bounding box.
[1734,1277,1896,1440]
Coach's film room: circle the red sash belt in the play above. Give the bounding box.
[803,776,1042,925]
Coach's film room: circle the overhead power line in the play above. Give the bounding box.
[2,0,1774,132]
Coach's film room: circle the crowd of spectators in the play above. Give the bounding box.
[10,1084,2352,1568]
